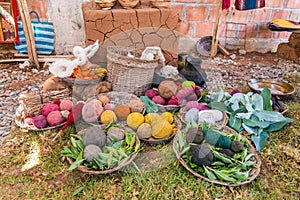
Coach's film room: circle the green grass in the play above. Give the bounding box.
[0,102,299,200]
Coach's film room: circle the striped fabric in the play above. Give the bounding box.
[235,0,265,10]
[15,11,54,55]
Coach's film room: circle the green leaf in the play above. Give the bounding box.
[207,102,228,111]
[244,153,253,162]
[243,118,272,129]
[105,119,115,131]
[177,131,185,152]
[229,114,242,131]
[72,186,85,197]
[233,171,249,181]
[76,150,83,160]
[94,158,104,169]
[253,110,293,123]
[208,167,237,183]
[180,146,190,156]
[251,131,269,151]
[107,151,113,168]
[99,152,109,162]
[264,121,290,132]
[68,159,84,171]
[242,123,259,135]
[203,166,217,180]
[211,161,225,166]
[71,137,77,148]
[212,151,233,164]
[260,87,273,111]
[251,93,264,111]
[76,140,84,152]
[112,140,123,149]
[244,161,256,167]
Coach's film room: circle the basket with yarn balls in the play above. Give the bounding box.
[63,124,140,174]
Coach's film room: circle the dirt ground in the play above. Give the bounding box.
[1,51,299,92]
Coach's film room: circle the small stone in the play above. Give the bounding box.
[230,54,236,60]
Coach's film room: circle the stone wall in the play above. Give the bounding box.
[277,33,300,63]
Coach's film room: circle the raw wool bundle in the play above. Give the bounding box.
[49,40,100,78]
[158,65,181,80]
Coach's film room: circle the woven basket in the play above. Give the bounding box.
[106,46,159,96]
[156,104,183,113]
[173,126,261,187]
[96,91,145,114]
[17,89,71,116]
[178,107,228,127]
[66,125,140,175]
[15,89,71,130]
[140,116,182,145]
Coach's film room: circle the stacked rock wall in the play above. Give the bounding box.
[277,32,300,63]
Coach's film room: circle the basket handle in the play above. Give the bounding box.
[29,10,41,23]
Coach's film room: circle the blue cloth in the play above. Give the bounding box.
[235,0,265,11]
[15,11,54,55]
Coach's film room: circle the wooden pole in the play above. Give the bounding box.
[210,0,223,58]
[16,0,40,69]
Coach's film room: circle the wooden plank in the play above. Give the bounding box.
[217,43,230,56]
[210,0,223,58]
[0,57,70,63]
[16,0,40,69]
[14,53,73,59]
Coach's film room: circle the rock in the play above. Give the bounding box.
[230,54,236,60]
[238,49,247,55]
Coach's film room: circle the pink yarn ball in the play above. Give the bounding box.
[33,115,47,129]
[82,100,104,123]
[42,104,60,117]
[47,111,65,127]
[24,116,34,125]
[59,99,73,111]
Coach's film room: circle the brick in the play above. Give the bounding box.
[195,22,214,37]
[257,24,273,38]
[218,23,227,38]
[266,0,283,8]
[230,10,252,23]
[170,4,184,19]
[289,11,300,21]
[285,0,300,9]
[207,6,218,22]
[250,9,271,22]
[172,0,197,2]
[178,22,191,35]
[273,32,292,39]
[27,0,48,18]
[206,0,218,3]
[245,24,257,38]
[186,6,207,21]
[271,10,291,20]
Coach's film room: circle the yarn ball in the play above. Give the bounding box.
[53,99,61,105]
[33,115,47,129]
[47,111,65,127]
[24,116,34,125]
[82,100,104,123]
[42,103,60,117]
[59,99,73,111]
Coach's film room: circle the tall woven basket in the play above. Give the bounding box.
[106,46,159,96]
